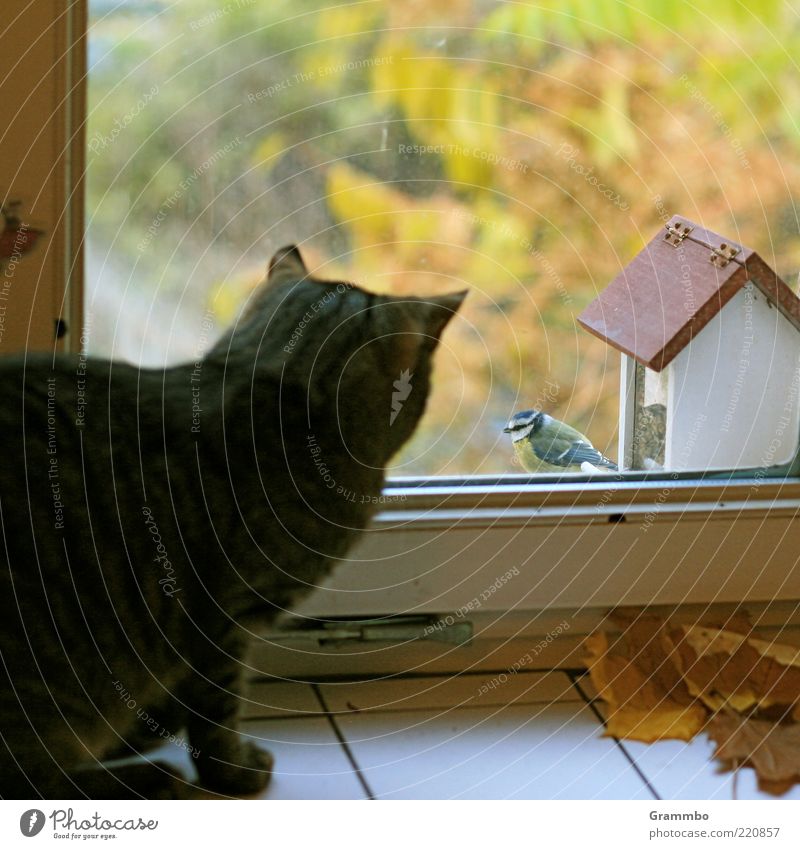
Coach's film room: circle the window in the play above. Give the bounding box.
[77,3,800,658]
[86,1,800,481]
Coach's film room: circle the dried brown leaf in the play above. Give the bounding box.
[584,616,707,743]
[665,625,800,713]
[587,612,800,788]
[708,711,800,796]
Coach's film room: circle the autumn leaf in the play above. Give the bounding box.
[665,624,800,713]
[708,710,800,796]
[584,614,707,743]
[588,612,800,793]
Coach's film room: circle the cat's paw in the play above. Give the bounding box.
[197,742,273,797]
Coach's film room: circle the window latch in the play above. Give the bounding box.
[267,615,472,647]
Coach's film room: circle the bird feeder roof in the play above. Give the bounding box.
[578,215,800,372]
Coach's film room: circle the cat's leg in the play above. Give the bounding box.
[0,737,189,800]
[0,682,190,800]
[104,698,188,760]
[67,761,191,799]
[185,638,272,797]
[189,714,272,797]
[0,748,68,799]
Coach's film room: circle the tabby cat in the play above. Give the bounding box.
[0,246,465,799]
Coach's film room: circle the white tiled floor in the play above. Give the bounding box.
[334,701,641,799]
[125,670,799,800]
[242,718,366,799]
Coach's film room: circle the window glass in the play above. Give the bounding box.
[86,0,800,477]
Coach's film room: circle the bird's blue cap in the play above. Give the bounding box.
[503,409,544,433]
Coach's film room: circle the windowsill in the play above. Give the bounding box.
[376,473,800,529]
[247,473,800,678]
[282,469,800,634]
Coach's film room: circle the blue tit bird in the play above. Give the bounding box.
[503,409,618,473]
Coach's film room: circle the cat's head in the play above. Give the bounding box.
[221,245,466,464]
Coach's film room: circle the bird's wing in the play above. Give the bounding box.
[532,438,617,470]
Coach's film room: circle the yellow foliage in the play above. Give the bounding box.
[315,5,381,38]
[326,162,405,247]
[249,133,287,173]
[210,269,261,325]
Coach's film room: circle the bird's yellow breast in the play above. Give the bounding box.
[512,437,573,474]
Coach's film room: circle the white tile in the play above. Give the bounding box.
[241,717,367,799]
[240,680,323,719]
[104,718,366,799]
[620,736,800,801]
[319,671,580,715]
[337,701,650,799]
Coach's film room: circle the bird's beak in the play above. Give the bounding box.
[502,426,511,433]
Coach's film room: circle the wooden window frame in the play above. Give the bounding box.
[0,1,86,355]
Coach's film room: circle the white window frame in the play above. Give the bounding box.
[295,475,800,619]
[57,4,799,675]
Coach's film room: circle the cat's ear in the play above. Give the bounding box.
[268,245,308,281]
[388,290,466,384]
[419,290,468,346]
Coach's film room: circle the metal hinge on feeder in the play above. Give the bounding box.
[267,614,473,648]
[664,220,693,246]
[664,220,742,268]
[709,241,741,268]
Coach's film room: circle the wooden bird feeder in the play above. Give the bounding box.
[579,215,800,472]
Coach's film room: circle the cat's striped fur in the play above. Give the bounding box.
[0,246,464,798]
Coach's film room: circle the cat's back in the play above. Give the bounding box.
[0,353,195,663]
